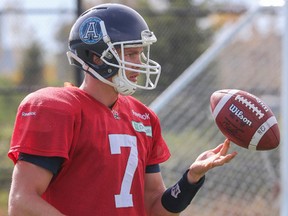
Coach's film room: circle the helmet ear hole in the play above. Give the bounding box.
[85,50,90,57]
[92,54,104,66]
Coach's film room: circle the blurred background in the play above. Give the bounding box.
[0,0,285,215]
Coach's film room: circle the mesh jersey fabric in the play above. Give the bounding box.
[8,85,171,216]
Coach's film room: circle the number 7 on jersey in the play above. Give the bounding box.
[109,134,138,208]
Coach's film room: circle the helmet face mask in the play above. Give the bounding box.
[67,3,161,95]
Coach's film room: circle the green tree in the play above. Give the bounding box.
[20,41,44,86]
[143,0,213,90]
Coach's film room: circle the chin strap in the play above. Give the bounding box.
[112,75,136,96]
[67,51,136,96]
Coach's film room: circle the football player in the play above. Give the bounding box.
[8,3,237,216]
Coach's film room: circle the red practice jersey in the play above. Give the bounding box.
[8,86,171,216]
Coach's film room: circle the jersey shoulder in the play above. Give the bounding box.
[20,86,82,114]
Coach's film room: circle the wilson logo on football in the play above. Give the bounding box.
[229,104,252,126]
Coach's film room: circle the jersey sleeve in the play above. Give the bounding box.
[8,89,77,164]
[147,113,171,166]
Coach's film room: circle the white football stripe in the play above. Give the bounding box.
[212,89,240,118]
[248,116,278,150]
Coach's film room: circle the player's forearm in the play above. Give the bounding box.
[8,194,65,216]
[149,198,180,216]
[148,171,204,216]
[145,185,179,216]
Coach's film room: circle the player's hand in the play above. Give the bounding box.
[187,139,237,184]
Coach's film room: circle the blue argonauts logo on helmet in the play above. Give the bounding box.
[79,17,103,44]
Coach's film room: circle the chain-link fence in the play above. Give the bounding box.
[0,1,283,215]
[154,6,282,216]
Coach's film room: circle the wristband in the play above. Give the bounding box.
[161,170,205,213]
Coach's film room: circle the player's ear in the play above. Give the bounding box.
[92,54,104,65]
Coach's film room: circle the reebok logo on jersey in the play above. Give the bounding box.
[22,112,36,117]
[132,121,152,137]
[132,110,150,120]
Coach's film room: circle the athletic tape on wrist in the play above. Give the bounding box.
[161,170,205,213]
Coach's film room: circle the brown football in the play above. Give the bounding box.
[210,89,280,150]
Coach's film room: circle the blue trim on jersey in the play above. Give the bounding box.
[145,164,160,173]
[18,153,64,175]
[19,153,159,175]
